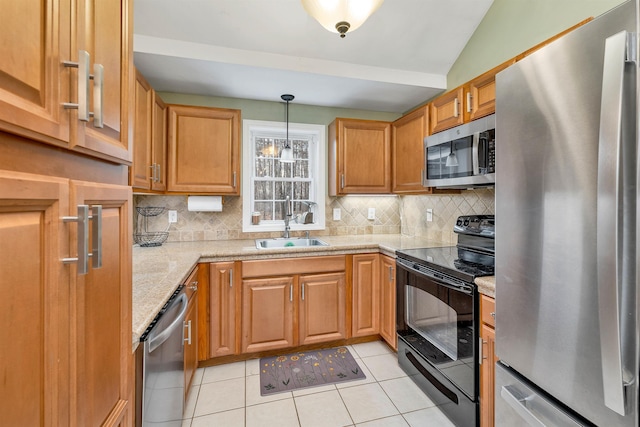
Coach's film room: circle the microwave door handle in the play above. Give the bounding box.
[472,132,480,175]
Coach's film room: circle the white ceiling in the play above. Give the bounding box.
[133,0,494,113]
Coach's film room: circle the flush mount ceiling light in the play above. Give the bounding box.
[280,94,295,163]
[301,0,384,38]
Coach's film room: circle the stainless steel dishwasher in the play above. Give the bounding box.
[139,286,188,427]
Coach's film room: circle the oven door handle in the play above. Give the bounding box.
[397,260,474,295]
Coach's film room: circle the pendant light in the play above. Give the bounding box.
[301,0,384,38]
[280,94,295,163]
[445,142,458,167]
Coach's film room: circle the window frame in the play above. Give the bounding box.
[242,119,326,233]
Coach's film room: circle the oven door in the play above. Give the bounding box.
[396,257,478,400]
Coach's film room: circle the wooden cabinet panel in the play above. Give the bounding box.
[352,254,380,337]
[131,69,153,189]
[72,0,133,163]
[71,181,132,427]
[480,295,497,427]
[0,171,70,427]
[379,255,396,350]
[467,60,514,121]
[329,118,391,195]
[167,104,240,194]
[0,0,71,146]
[184,293,198,395]
[210,262,238,357]
[241,277,295,353]
[430,86,466,134]
[299,272,346,345]
[392,106,428,194]
[151,93,168,191]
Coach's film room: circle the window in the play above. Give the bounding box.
[242,120,325,232]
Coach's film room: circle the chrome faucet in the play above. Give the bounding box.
[283,196,293,238]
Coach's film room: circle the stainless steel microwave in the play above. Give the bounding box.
[424,114,495,188]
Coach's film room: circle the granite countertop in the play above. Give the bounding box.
[132,234,497,346]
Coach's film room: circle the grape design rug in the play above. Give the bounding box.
[259,347,365,395]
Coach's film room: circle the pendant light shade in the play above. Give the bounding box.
[301,0,384,38]
[445,142,458,167]
[280,94,295,163]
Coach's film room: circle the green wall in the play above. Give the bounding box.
[447,0,627,90]
[158,92,401,124]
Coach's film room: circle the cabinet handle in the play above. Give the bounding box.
[156,164,161,183]
[454,97,459,118]
[290,284,293,302]
[229,268,233,288]
[478,337,484,365]
[189,281,198,291]
[491,312,496,319]
[149,164,156,181]
[466,92,472,113]
[63,50,90,122]
[184,320,192,345]
[90,205,102,269]
[301,283,305,301]
[62,205,89,274]
[233,171,237,188]
[340,174,345,189]
[388,266,394,282]
[92,63,104,128]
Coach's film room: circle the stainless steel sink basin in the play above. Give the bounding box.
[255,237,329,249]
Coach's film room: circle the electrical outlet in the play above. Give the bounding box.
[333,208,341,221]
[426,209,433,222]
[368,207,375,220]
[168,210,178,223]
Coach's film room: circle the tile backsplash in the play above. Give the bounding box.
[134,188,494,244]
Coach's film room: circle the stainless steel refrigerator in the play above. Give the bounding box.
[495,1,639,425]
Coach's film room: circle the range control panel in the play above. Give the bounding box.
[454,215,495,238]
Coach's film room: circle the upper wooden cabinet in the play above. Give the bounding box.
[329,118,391,195]
[429,86,466,135]
[391,106,429,194]
[167,104,241,194]
[467,59,515,122]
[131,70,167,192]
[0,0,133,164]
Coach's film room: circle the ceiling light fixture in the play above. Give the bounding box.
[301,0,384,38]
[280,94,295,163]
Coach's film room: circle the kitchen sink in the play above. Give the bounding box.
[255,237,329,249]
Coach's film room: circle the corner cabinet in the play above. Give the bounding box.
[0,0,133,164]
[379,255,397,350]
[0,170,132,427]
[167,104,241,194]
[480,294,497,427]
[391,106,429,194]
[329,118,391,195]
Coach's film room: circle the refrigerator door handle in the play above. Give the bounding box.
[596,30,636,416]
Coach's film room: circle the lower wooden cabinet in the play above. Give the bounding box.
[480,295,497,427]
[352,254,380,337]
[210,262,239,357]
[183,267,199,397]
[241,276,296,353]
[379,255,397,350]
[299,272,346,345]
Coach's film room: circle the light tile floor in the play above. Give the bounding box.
[182,341,456,427]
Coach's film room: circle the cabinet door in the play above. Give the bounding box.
[467,60,514,121]
[299,272,346,345]
[352,254,380,337]
[167,104,240,194]
[72,0,132,163]
[210,262,238,357]
[429,86,466,134]
[184,295,198,397]
[330,119,391,195]
[379,255,396,350]
[481,323,497,427]
[131,69,153,189]
[241,277,295,353]
[151,93,168,192]
[0,171,70,426]
[392,106,428,194]
[0,0,71,145]
[70,181,132,427]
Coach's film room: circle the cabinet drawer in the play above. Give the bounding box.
[481,294,496,328]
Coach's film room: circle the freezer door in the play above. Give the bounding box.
[495,1,636,426]
[495,362,587,427]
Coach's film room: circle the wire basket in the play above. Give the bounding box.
[136,206,166,216]
[134,231,169,247]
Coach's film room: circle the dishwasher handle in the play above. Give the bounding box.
[148,293,188,353]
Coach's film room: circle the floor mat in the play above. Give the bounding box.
[259,347,365,395]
